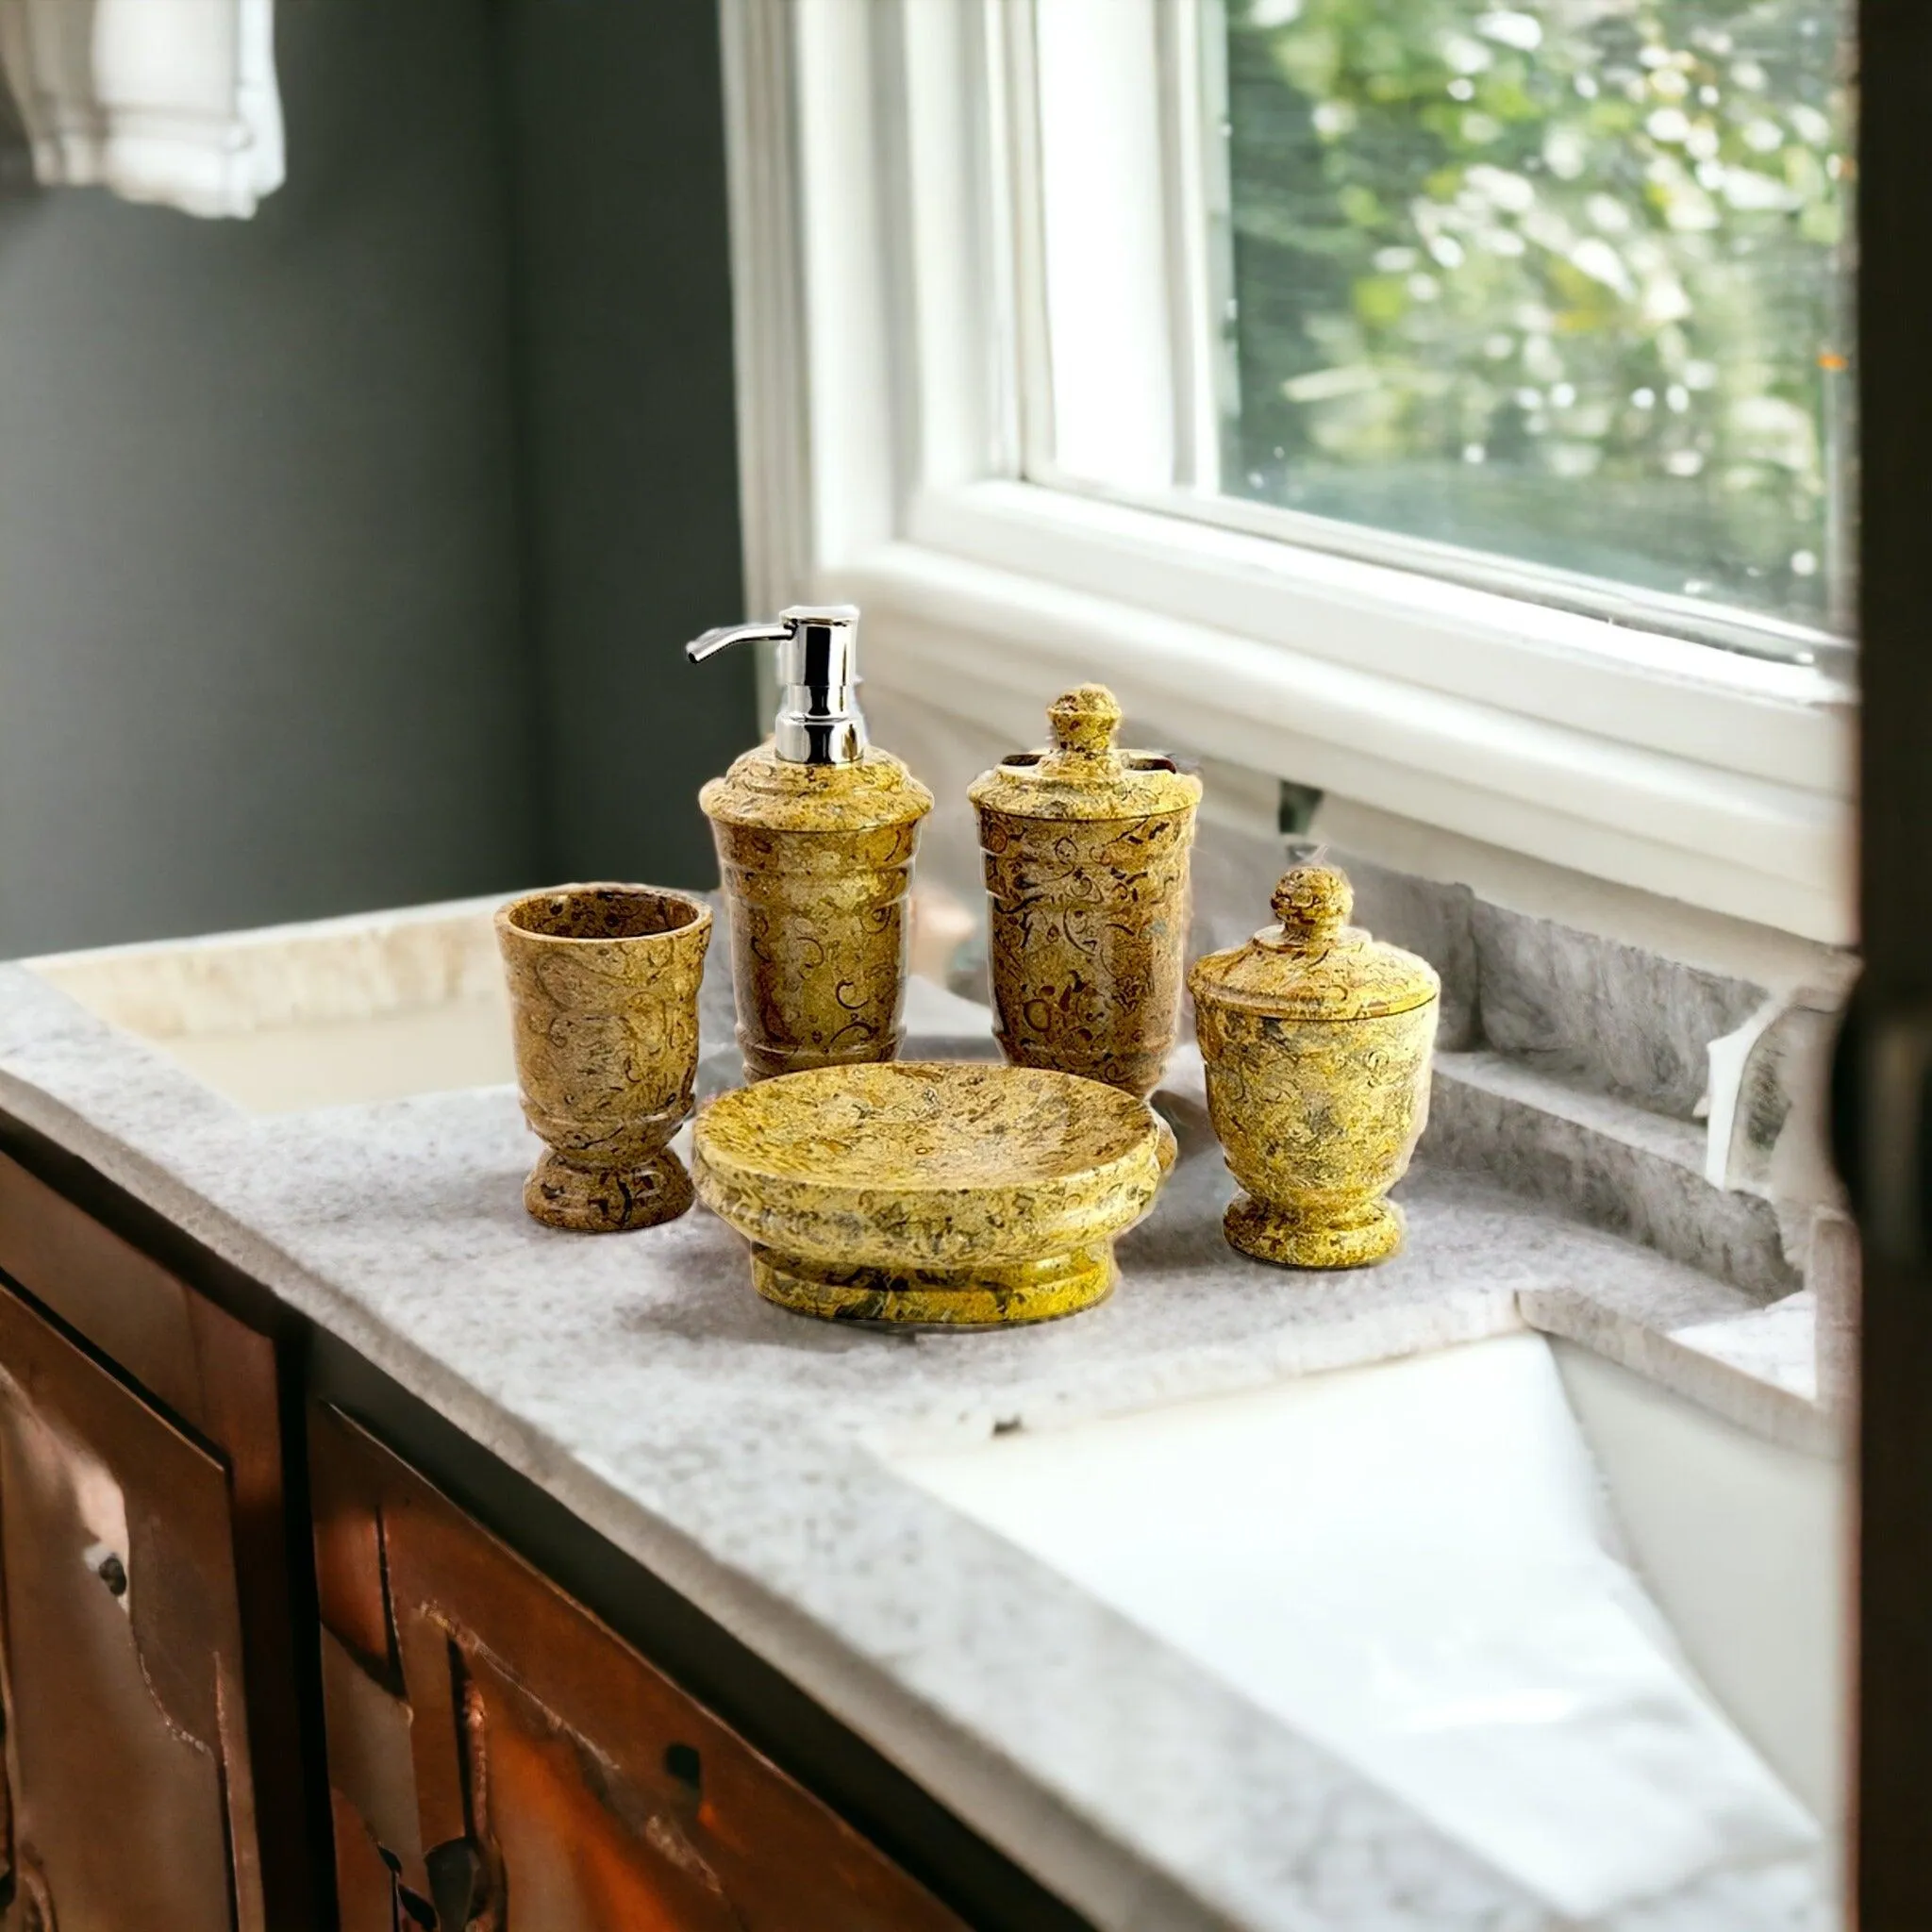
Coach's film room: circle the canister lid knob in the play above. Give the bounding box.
[1047,684,1124,758]
[1271,866,1353,945]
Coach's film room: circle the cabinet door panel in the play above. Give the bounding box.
[0,1145,319,1928]
[0,1283,262,1932]
[330,1788,404,1932]
[312,1405,964,1932]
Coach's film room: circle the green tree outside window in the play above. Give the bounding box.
[1224,0,1852,634]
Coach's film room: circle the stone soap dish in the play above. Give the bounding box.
[691,1062,1175,1328]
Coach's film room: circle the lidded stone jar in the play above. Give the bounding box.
[1190,863,1439,1268]
[969,685,1201,1097]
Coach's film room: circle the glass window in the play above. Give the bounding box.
[1218,0,1854,635]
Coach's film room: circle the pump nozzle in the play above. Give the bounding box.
[686,604,866,767]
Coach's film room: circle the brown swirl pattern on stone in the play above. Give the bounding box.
[495,884,711,1232]
[970,686,1201,1098]
[700,745,932,1083]
[691,1061,1175,1328]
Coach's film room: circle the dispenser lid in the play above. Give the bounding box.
[1188,865,1440,1021]
[967,684,1203,821]
[699,741,933,833]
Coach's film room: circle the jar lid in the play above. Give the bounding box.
[1188,865,1440,1021]
[968,685,1203,821]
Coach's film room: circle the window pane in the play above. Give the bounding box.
[1221,0,1853,635]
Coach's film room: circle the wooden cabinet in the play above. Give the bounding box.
[0,1283,259,1929]
[0,1150,318,1930]
[310,1405,962,1932]
[0,1135,1073,1932]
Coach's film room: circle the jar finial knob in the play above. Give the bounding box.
[1048,684,1123,757]
[1272,865,1352,943]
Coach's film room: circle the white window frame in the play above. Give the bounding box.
[721,0,1856,945]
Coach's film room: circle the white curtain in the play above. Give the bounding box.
[0,0,282,219]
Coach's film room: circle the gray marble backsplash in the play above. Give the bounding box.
[1334,852,1776,1123]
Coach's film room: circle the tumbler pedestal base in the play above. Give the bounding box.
[525,1148,692,1233]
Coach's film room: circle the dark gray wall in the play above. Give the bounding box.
[499,0,753,890]
[0,0,541,956]
[0,0,750,957]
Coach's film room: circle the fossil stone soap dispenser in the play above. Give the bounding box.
[688,605,933,1082]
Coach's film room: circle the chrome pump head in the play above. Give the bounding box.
[686,604,867,767]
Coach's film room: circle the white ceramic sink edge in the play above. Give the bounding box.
[25,896,519,1113]
[25,903,998,1116]
[895,1331,1841,1923]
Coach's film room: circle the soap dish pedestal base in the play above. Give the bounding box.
[750,1246,1114,1329]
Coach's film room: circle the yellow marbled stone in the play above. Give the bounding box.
[970,685,1202,1098]
[691,1061,1176,1327]
[700,743,933,1084]
[1190,865,1439,1269]
[495,884,711,1232]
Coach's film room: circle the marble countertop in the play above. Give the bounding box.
[0,916,1834,1932]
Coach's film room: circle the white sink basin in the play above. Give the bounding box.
[26,898,519,1113]
[25,897,996,1116]
[897,1332,1842,1920]
[129,991,516,1114]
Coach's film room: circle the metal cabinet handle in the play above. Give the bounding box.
[1833,992,1932,1266]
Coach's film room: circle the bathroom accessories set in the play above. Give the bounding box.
[493,606,1440,1328]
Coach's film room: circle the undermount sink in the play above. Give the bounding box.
[25,896,996,1117]
[25,898,519,1113]
[143,993,514,1114]
[896,1331,1844,1921]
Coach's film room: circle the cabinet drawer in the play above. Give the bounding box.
[311,1404,966,1932]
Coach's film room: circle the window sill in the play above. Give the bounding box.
[826,486,1854,944]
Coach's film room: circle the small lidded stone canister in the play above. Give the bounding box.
[1191,863,1439,1269]
[969,685,1201,1097]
